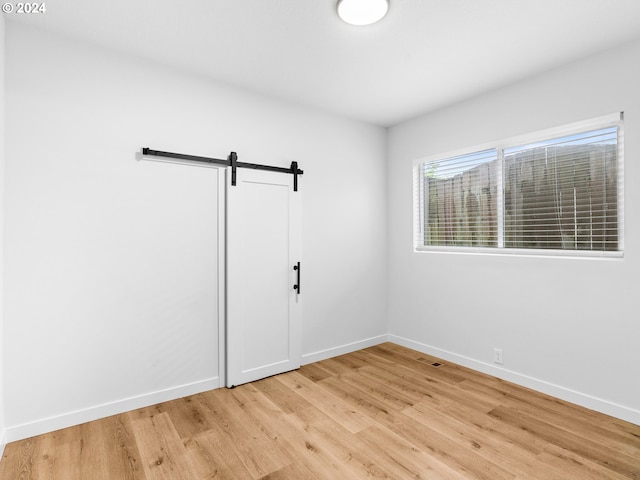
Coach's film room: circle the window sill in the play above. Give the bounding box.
[414,245,624,260]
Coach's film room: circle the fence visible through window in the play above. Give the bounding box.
[421,149,498,247]
[415,117,622,257]
[503,128,618,251]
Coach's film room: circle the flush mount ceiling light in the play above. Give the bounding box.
[337,0,389,26]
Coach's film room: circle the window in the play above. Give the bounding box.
[418,149,499,247]
[414,113,624,257]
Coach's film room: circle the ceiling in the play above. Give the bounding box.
[8,0,640,126]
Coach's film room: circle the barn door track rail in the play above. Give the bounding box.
[141,148,304,191]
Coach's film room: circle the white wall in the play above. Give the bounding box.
[387,38,640,424]
[3,23,388,441]
[0,12,6,458]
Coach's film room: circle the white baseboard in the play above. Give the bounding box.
[0,429,6,460]
[4,376,221,443]
[4,335,389,444]
[389,334,640,426]
[302,334,389,365]
[5,334,638,445]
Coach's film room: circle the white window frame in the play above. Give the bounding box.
[413,113,624,259]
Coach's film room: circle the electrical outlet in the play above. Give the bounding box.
[493,348,504,365]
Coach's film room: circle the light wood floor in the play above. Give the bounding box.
[1,343,639,479]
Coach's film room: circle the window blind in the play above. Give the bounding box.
[503,127,620,251]
[418,149,499,247]
[414,113,623,256]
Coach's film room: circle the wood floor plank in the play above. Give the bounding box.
[24,420,118,480]
[329,351,372,371]
[275,371,376,434]
[2,342,639,480]
[354,356,501,415]
[339,367,420,409]
[391,409,517,480]
[311,357,360,377]
[355,425,470,480]
[152,393,215,440]
[183,430,255,480]
[288,406,392,479]
[103,415,146,480]
[467,377,640,458]
[204,388,292,479]
[488,404,640,479]
[318,374,401,422]
[252,375,314,415]
[231,384,357,479]
[405,400,567,480]
[406,386,546,457]
[352,349,501,413]
[297,362,334,383]
[538,443,634,480]
[1,436,36,480]
[75,419,128,480]
[259,463,322,480]
[366,344,469,384]
[28,426,83,480]
[225,385,324,480]
[129,412,195,480]
[355,361,439,404]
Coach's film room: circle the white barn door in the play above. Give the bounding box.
[226,168,301,387]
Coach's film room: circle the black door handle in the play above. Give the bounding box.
[293,262,301,294]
